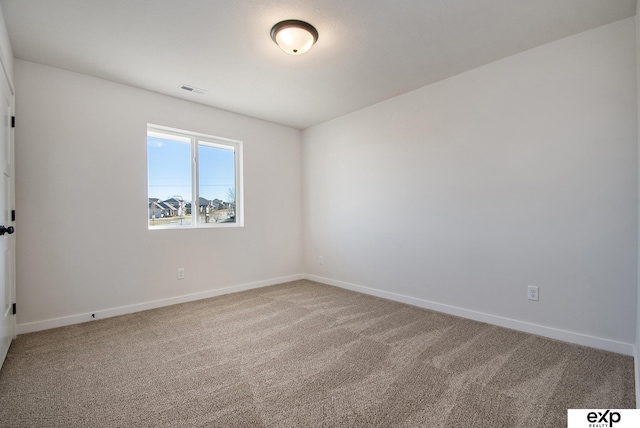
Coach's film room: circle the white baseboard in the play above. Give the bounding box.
[17,273,635,357]
[305,274,635,356]
[17,274,305,335]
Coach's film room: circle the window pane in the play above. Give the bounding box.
[198,141,236,224]
[148,134,192,227]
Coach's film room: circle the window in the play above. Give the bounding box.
[147,124,243,229]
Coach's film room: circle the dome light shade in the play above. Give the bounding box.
[270,20,318,55]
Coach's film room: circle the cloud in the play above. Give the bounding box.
[147,138,165,148]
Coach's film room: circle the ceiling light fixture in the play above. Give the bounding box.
[270,20,318,55]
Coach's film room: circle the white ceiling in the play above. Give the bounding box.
[1,0,636,129]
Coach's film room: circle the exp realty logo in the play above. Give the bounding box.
[568,409,640,428]
[586,410,620,427]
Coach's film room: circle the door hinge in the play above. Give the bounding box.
[12,302,16,315]
[11,209,15,222]
[11,116,15,128]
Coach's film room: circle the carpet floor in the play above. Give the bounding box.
[0,279,635,427]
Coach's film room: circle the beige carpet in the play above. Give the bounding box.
[0,280,634,427]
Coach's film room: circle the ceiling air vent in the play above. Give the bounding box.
[179,84,208,95]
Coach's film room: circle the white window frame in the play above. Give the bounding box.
[147,124,244,229]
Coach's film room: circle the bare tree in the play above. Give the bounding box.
[213,211,226,223]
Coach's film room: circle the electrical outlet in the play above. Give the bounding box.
[177,268,185,280]
[319,256,324,265]
[527,285,539,301]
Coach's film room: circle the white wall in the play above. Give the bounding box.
[14,60,303,330]
[0,5,13,88]
[636,0,640,408]
[9,10,639,360]
[303,18,638,353]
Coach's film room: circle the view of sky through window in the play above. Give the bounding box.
[147,135,235,203]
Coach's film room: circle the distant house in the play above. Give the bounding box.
[163,197,182,206]
[161,201,178,217]
[198,197,211,209]
[163,198,182,215]
[149,197,231,221]
[148,198,164,219]
[148,198,180,219]
[211,199,225,210]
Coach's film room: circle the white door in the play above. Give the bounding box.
[0,62,15,370]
